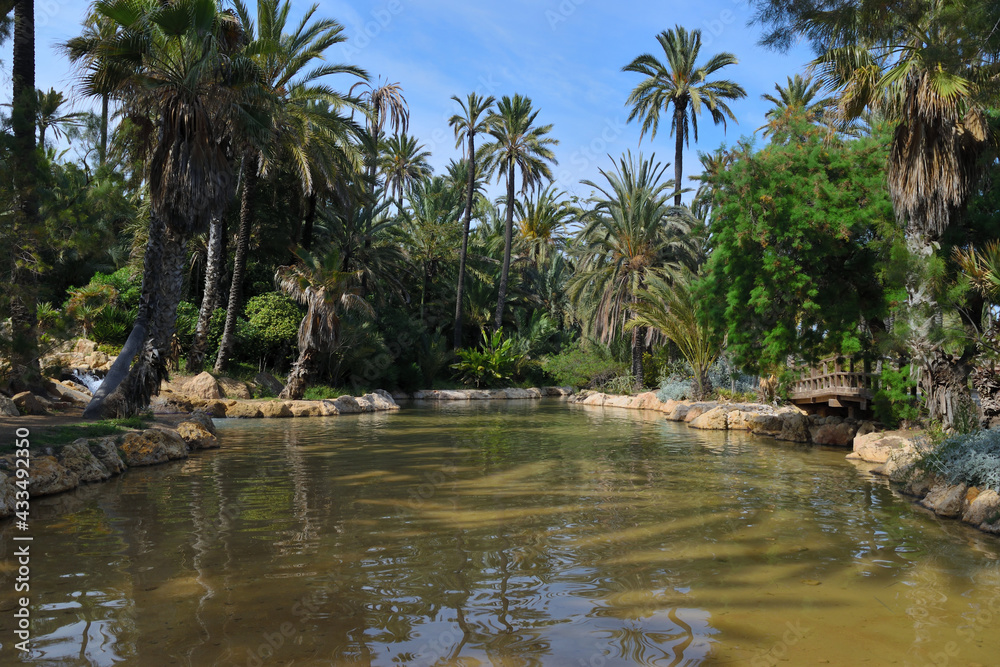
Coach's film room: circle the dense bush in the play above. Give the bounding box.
[541,342,625,388]
[452,329,522,388]
[242,292,302,369]
[873,365,920,427]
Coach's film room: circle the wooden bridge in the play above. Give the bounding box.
[789,357,875,418]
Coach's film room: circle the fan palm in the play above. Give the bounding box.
[213,0,367,373]
[276,248,374,399]
[623,26,746,205]
[568,152,698,388]
[67,0,268,417]
[478,94,558,330]
[449,92,495,348]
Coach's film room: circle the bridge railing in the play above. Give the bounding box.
[789,356,877,400]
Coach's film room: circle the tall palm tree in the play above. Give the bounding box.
[514,185,577,268]
[7,0,40,391]
[623,26,746,205]
[478,94,558,330]
[449,92,494,348]
[213,0,367,373]
[69,0,268,417]
[352,78,409,214]
[63,8,117,165]
[757,73,832,136]
[379,132,431,212]
[277,248,373,399]
[689,147,732,223]
[568,152,698,388]
[808,1,997,426]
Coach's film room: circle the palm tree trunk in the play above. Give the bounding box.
[674,105,685,206]
[494,164,516,330]
[8,0,41,392]
[454,136,475,349]
[631,324,644,390]
[99,93,108,166]
[187,215,224,372]
[301,190,317,250]
[280,346,316,400]
[85,214,187,418]
[214,151,257,373]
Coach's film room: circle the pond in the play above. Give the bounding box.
[2,400,999,666]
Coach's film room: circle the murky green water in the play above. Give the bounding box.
[2,400,999,666]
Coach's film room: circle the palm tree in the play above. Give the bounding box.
[379,132,431,212]
[449,92,495,348]
[69,0,267,417]
[689,147,732,223]
[568,152,698,388]
[623,26,746,205]
[352,78,409,211]
[514,185,577,268]
[627,270,718,399]
[213,0,367,373]
[757,73,832,136]
[35,88,88,149]
[478,94,558,330]
[277,248,373,399]
[808,2,996,427]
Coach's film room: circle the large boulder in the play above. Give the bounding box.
[320,399,340,416]
[582,393,607,407]
[331,395,362,414]
[185,372,222,399]
[727,410,752,431]
[541,386,574,397]
[258,401,293,418]
[776,413,810,443]
[631,392,663,411]
[59,440,112,483]
[362,390,399,411]
[749,414,785,437]
[177,421,219,449]
[224,401,263,418]
[187,410,217,436]
[921,482,968,518]
[666,403,691,421]
[253,372,285,397]
[0,395,19,417]
[13,391,48,416]
[689,406,730,430]
[73,339,98,356]
[44,378,91,406]
[963,489,1000,526]
[850,431,918,464]
[119,429,188,467]
[217,377,252,399]
[2,455,80,497]
[683,403,715,423]
[810,421,859,447]
[88,437,126,475]
[287,400,323,417]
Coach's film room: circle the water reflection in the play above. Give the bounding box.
[1,400,999,665]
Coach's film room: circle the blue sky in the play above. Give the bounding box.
[5,0,815,201]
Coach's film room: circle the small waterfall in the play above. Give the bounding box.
[72,371,104,394]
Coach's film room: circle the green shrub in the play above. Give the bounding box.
[241,292,302,369]
[452,328,522,388]
[303,385,347,400]
[917,428,1000,492]
[90,305,134,346]
[873,365,920,427]
[541,342,625,388]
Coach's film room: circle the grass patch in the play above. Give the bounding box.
[19,415,151,450]
[303,385,349,400]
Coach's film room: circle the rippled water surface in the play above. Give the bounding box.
[2,400,1000,666]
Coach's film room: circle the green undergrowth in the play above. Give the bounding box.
[13,415,151,451]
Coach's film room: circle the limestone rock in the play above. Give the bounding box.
[320,399,340,416]
[88,437,126,475]
[659,399,679,415]
[776,413,810,442]
[44,378,91,406]
[0,395,19,417]
[187,410,217,436]
[253,372,285,396]
[902,472,938,499]
[177,421,219,449]
[963,489,1000,526]
[810,422,859,447]
[217,377,252,399]
[921,482,968,518]
[200,400,229,418]
[690,406,730,430]
[186,372,222,399]
[288,400,323,417]
[120,429,189,467]
[541,386,573,397]
[260,401,293,418]
[582,393,607,407]
[13,391,48,416]
[362,390,399,411]
[666,403,691,421]
[749,414,784,437]
[727,410,752,430]
[59,440,112,483]
[73,339,98,356]
[5,455,80,497]
[332,395,362,414]
[852,431,918,465]
[225,401,263,418]
[683,404,714,423]
[0,473,15,517]
[605,395,634,409]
